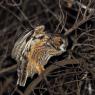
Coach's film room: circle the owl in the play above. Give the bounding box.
[12,25,67,86]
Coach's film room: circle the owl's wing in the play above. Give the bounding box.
[12,31,34,61]
[11,31,34,86]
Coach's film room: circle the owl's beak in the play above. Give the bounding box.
[60,44,66,52]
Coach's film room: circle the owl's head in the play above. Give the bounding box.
[48,34,68,52]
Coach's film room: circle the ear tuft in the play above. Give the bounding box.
[35,25,45,32]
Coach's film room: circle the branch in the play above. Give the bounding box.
[0,65,17,76]
[24,58,82,95]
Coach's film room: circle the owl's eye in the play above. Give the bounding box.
[39,36,44,39]
[37,35,44,39]
[59,39,63,45]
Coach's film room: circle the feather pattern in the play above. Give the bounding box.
[12,25,67,86]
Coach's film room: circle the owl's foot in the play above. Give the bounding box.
[36,64,45,75]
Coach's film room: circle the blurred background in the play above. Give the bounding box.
[0,0,95,95]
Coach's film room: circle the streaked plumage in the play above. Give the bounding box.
[12,25,67,86]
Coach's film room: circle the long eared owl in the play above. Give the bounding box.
[12,25,67,86]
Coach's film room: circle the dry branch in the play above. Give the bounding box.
[0,65,17,76]
[24,58,82,95]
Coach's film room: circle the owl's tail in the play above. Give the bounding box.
[17,64,28,87]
